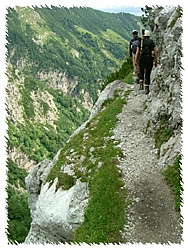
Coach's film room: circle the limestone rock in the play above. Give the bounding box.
[25,149,89,244]
[8,147,36,172]
[159,134,182,167]
[25,179,89,244]
[147,6,182,133]
[90,80,133,119]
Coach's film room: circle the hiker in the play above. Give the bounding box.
[135,30,157,94]
[130,30,141,83]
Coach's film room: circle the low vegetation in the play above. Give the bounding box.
[154,114,174,156]
[154,115,182,211]
[169,6,183,29]
[102,58,133,89]
[46,90,131,243]
[6,159,32,243]
[163,155,183,211]
[7,79,89,163]
[7,186,31,244]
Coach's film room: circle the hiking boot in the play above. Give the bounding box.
[136,77,139,84]
[145,85,149,94]
[139,81,144,90]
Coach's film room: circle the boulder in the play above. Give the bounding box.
[25,149,89,244]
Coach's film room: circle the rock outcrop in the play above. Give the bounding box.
[25,149,90,244]
[145,6,182,167]
[148,6,182,124]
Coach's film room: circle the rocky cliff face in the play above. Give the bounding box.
[24,6,183,244]
[148,6,182,124]
[146,6,182,166]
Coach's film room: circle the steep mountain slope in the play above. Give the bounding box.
[24,81,133,244]
[6,6,141,167]
[23,5,183,244]
[6,6,140,243]
[6,6,141,102]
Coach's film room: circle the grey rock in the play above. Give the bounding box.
[148,6,182,133]
[61,163,75,176]
[25,149,89,244]
[25,179,89,244]
[159,135,182,166]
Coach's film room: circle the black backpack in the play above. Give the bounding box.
[131,39,140,54]
[141,39,154,57]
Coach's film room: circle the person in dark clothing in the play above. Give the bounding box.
[135,30,157,94]
[130,30,141,83]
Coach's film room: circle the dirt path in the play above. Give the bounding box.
[113,83,182,244]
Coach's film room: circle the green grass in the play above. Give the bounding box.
[74,25,97,39]
[144,119,151,134]
[163,155,183,211]
[103,58,133,88]
[101,29,128,44]
[46,90,131,243]
[154,114,174,156]
[122,72,133,84]
[169,6,182,29]
[74,163,126,244]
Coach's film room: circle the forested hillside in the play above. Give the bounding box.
[6,6,141,243]
[6,6,141,99]
[6,6,141,163]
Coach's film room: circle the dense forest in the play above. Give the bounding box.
[6,5,142,243]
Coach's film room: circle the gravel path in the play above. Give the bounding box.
[113,83,183,244]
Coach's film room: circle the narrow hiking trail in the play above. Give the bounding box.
[113,83,182,244]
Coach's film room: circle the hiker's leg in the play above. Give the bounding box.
[135,57,140,83]
[133,54,139,82]
[139,79,144,90]
[139,59,145,90]
[139,59,145,82]
[145,58,153,85]
[137,60,140,79]
[145,58,153,94]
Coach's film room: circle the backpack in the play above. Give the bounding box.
[140,39,154,57]
[131,39,140,54]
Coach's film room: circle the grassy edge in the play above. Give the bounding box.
[163,155,183,211]
[45,90,131,243]
[154,114,174,156]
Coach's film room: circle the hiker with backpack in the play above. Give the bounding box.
[135,30,158,94]
[130,30,141,83]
